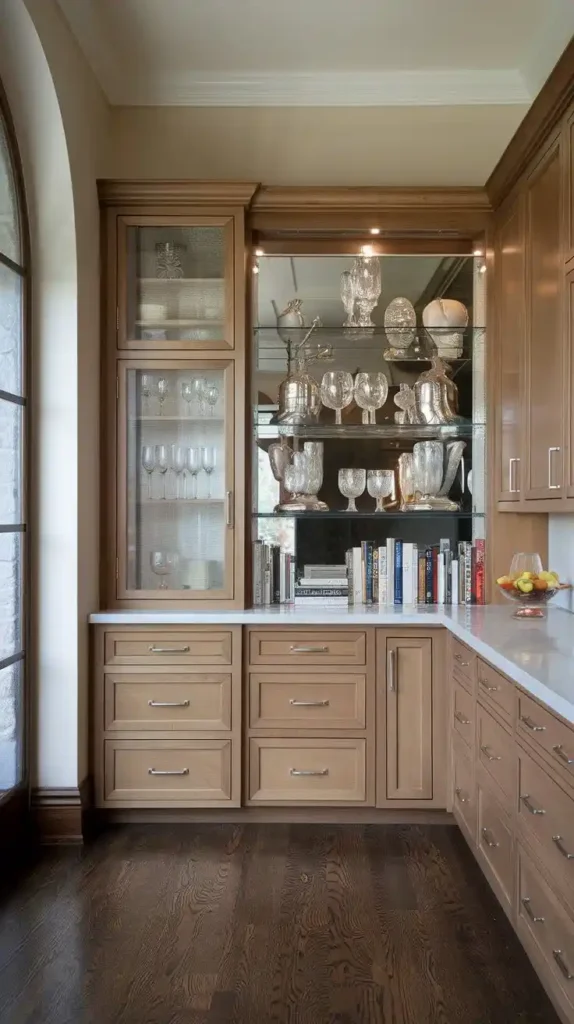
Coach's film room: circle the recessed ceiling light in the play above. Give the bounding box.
[370,228,381,235]
[361,244,374,256]
[255,248,264,256]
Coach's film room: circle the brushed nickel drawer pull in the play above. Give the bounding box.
[226,490,233,528]
[480,678,500,693]
[480,745,502,762]
[552,835,574,860]
[553,950,574,980]
[148,700,190,708]
[290,646,329,654]
[454,711,471,725]
[521,794,546,815]
[520,715,546,733]
[289,699,330,707]
[148,645,190,654]
[290,768,329,777]
[548,446,561,490]
[509,457,520,494]
[454,653,469,667]
[481,827,499,849]
[553,744,574,765]
[148,768,189,776]
[388,648,397,692]
[521,897,545,923]
[455,787,468,804]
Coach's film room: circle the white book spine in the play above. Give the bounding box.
[253,543,262,606]
[289,559,295,604]
[438,553,445,605]
[378,547,387,605]
[386,538,395,606]
[279,552,286,604]
[402,543,413,605]
[412,545,418,606]
[451,559,459,606]
[263,545,271,606]
[352,548,363,605]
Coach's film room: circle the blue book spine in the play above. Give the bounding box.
[425,547,434,604]
[394,540,403,605]
[366,543,373,605]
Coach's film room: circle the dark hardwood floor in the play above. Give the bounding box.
[0,824,559,1024]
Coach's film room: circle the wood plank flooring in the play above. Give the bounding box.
[0,825,559,1023]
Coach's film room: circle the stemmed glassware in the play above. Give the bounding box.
[193,377,207,416]
[338,468,366,512]
[398,452,415,510]
[367,469,395,512]
[141,445,155,499]
[321,370,354,425]
[140,374,154,416]
[205,383,219,416]
[201,446,216,498]
[412,441,444,509]
[150,550,179,589]
[351,255,381,328]
[170,444,186,499]
[340,270,357,327]
[154,444,168,499]
[354,372,389,424]
[185,447,202,499]
[181,381,194,416]
[156,377,169,416]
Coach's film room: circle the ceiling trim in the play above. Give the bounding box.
[97,179,261,207]
[251,186,492,213]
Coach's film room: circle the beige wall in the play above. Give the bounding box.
[107,104,528,185]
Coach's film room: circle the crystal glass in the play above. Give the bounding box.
[338,468,366,512]
[155,242,186,279]
[205,383,219,416]
[340,270,357,327]
[185,446,202,499]
[384,297,416,356]
[181,381,194,415]
[398,453,415,509]
[509,552,544,580]
[141,445,155,500]
[201,446,217,498]
[303,442,323,494]
[140,374,154,416]
[150,550,179,589]
[412,442,444,501]
[320,370,354,425]
[170,444,186,499]
[350,256,381,328]
[154,444,168,499]
[156,377,169,416]
[192,377,207,416]
[354,372,389,425]
[367,469,395,512]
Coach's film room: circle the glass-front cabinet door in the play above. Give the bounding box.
[117,360,235,601]
[118,216,235,350]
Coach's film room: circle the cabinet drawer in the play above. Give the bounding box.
[451,638,476,686]
[104,630,233,667]
[103,739,232,805]
[452,677,475,750]
[477,703,515,805]
[518,746,574,900]
[477,659,515,723]
[518,690,574,787]
[477,780,514,909]
[452,740,476,842]
[517,843,574,1018]
[248,738,366,803]
[103,674,232,731]
[249,673,366,730]
[248,631,366,667]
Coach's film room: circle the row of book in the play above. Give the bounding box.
[252,542,296,606]
[346,539,485,606]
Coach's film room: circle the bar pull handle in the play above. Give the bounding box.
[226,490,234,527]
[481,827,499,849]
[290,768,329,777]
[148,700,190,708]
[148,645,190,654]
[388,648,397,692]
[148,768,189,776]
[552,835,574,860]
[454,652,469,667]
[480,745,502,762]
[455,787,468,804]
[548,446,561,489]
[289,699,330,707]
[521,898,545,923]
[553,744,574,766]
[479,678,500,693]
[509,457,520,493]
[521,794,546,816]
[520,715,546,733]
[553,950,574,980]
[290,646,329,654]
[454,711,471,725]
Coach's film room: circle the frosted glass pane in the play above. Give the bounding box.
[0,533,21,660]
[0,118,20,264]
[0,400,22,523]
[0,262,23,395]
[0,659,23,792]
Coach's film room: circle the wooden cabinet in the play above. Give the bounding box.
[495,193,525,501]
[566,268,574,498]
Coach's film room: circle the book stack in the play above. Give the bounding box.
[252,541,295,606]
[346,539,486,606]
[294,564,348,608]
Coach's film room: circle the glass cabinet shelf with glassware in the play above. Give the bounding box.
[251,250,486,606]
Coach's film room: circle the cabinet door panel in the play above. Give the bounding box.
[524,140,564,500]
[496,195,525,501]
[567,270,574,497]
[385,637,433,800]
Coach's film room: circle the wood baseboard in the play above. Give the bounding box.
[32,776,93,843]
[103,807,454,826]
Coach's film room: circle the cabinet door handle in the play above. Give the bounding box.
[290,768,329,777]
[454,711,471,725]
[226,490,234,527]
[520,715,546,733]
[552,835,574,860]
[548,446,561,489]
[479,678,500,693]
[148,645,190,654]
[509,457,520,493]
[290,646,328,654]
[553,950,574,980]
[521,794,546,815]
[148,700,190,708]
[553,744,574,766]
[521,897,545,923]
[148,768,189,776]
[388,648,397,692]
[289,699,330,707]
[455,787,468,804]
[454,653,469,667]
[480,745,502,762]
[481,827,499,849]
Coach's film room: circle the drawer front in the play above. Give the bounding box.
[451,637,476,685]
[103,739,232,804]
[249,738,366,803]
[248,631,366,667]
[517,843,574,1016]
[477,659,515,722]
[518,747,574,898]
[452,740,476,841]
[452,677,475,750]
[518,690,574,787]
[477,704,515,804]
[104,630,233,666]
[103,674,232,731]
[249,673,366,730]
[477,780,514,907]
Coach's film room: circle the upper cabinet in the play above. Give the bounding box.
[494,193,525,501]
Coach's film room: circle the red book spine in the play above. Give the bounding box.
[432,547,438,604]
[471,546,477,604]
[475,539,485,604]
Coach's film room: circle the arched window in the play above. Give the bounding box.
[0,79,28,823]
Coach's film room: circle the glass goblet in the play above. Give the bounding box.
[201,446,217,498]
[413,441,444,502]
[367,469,395,512]
[185,446,202,499]
[398,452,415,510]
[150,550,179,590]
[140,374,154,416]
[320,370,354,425]
[141,445,155,500]
[205,383,219,417]
[354,372,389,425]
[181,381,194,416]
[351,255,381,328]
[340,270,357,328]
[170,444,186,499]
[509,552,544,581]
[156,377,169,416]
[338,468,366,512]
[154,444,168,499]
[192,377,207,416]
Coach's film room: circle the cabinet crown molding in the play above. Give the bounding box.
[97,179,261,207]
[251,185,492,214]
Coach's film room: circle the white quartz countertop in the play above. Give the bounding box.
[89,605,574,726]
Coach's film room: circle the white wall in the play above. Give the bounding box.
[548,515,574,612]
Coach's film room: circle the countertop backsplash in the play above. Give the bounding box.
[549,514,574,612]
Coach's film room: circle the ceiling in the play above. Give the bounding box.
[57,0,574,107]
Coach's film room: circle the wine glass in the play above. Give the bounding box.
[338,468,366,512]
[205,383,219,417]
[154,444,168,499]
[192,377,207,416]
[351,255,381,328]
[398,453,415,509]
[140,374,154,416]
[509,552,544,581]
[181,381,194,416]
[201,446,217,498]
[354,372,389,425]
[340,270,357,327]
[170,444,186,499]
[320,370,354,425]
[367,469,395,512]
[185,446,202,499]
[156,377,169,416]
[141,445,155,500]
[150,550,179,590]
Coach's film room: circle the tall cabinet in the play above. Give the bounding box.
[99,182,258,608]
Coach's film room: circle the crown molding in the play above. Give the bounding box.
[251,186,492,213]
[97,180,261,208]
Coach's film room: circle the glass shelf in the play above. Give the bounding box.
[253,511,484,520]
[259,423,484,441]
